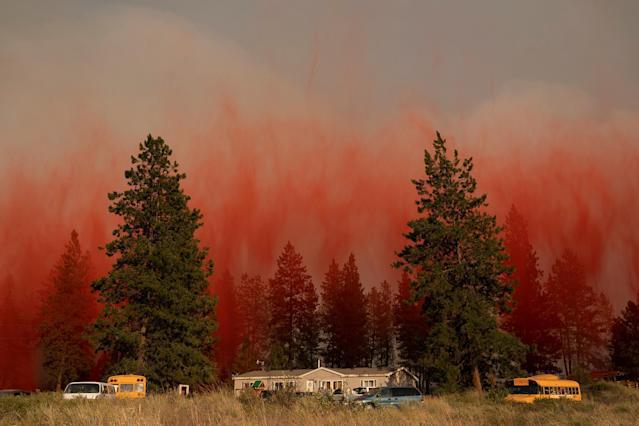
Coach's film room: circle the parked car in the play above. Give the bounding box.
[351,387,369,396]
[355,386,422,407]
[332,388,345,402]
[62,382,116,400]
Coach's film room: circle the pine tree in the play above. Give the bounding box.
[546,250,612,375]
[366,281,394,367]
[366,286,381,367]
[234,274,270,372]
[610,292,639,375]
[92,135,216,389]
[503,206,559,373]
[393,271,429,389]
[395,132,524,392]
[267,242,318,369]
[340,254,368,368]
[319,259,343,367]
[297,276,320,368]
[39,231,96,390]
[213,270,240,381]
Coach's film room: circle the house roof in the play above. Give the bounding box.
[324,367,396,377]
[234,367,414,380]
[234,369,312,379]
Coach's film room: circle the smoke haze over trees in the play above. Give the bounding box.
[0,129,636,392]
[545,250,613,375]
[610,292,639,375]
[503,206,559,373]
[38,230,96,391]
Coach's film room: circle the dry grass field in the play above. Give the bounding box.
[1,383,638,426]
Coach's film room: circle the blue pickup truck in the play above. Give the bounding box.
[355,386,422,407]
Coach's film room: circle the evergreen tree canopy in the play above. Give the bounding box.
[234,274,270,373]
[319,259,343,367]
[39,230,96,391]
[393,271,429,390]
[545,250,611,375]
[366,280,394,367]
[395,132,523,392]
[503,205,559,373]
[92,135,216,389]
[339,254,368,368]
[268,242,318,369]
[610,292,639,375]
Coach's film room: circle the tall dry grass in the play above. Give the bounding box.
[1,383,638,425]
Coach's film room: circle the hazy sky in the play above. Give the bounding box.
[1,1,638,308]
[2,0,638,119]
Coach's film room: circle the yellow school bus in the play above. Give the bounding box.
[107,375,147,399]
[506,374,581,404]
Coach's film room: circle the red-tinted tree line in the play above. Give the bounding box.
[211,243,452,382]
[0,230,98,390]
[38,230,97,390]
[503,206,614,376]
[4,134,639,390]
[4,208,635,390]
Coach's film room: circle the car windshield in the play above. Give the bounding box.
[65,383,100,394]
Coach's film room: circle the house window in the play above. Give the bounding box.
[274,382,284,390]
[361,379,376,389]
[333,381,343,390]
[319,381,332,390]
[286,381,296,389]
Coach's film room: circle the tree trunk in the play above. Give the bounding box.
[56,370,62,392]
[139,325,147,366]
[472,365,483,393]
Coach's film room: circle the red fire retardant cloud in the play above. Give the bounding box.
[1,89,638,387]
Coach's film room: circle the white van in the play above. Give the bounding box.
[63,382,116,400]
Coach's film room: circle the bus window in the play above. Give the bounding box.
[108,375,147,399]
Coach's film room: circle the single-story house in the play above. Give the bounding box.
[232,366,418,395]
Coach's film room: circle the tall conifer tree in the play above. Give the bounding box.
[610,292,639,375]
[234,274,270,372]
[39,231,96,390]
[268,242,318,369]
[394,271,429,390]
[503,205,559,372]
[546,250,612,374]
[396,132,523,392]
[319,259,343,367]
[92,135,216,389]
[366,281,394,367]
[340,254,368,368]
